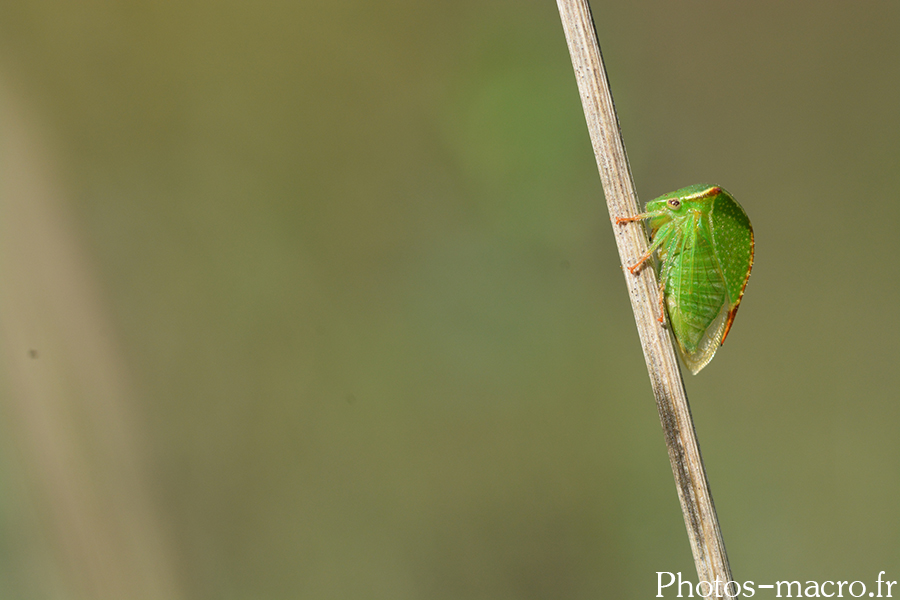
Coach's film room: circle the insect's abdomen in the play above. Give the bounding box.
[660,227,727,353]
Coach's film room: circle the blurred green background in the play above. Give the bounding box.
[0,1,898,598]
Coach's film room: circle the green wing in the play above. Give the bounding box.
[660,213,729,374]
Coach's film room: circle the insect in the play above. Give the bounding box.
[616,184,754,374]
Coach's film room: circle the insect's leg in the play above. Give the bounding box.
[627,247,654,274]
[668,222,691,321]
[656,279,667,324]
[615,206,668,226]
[654,253,679,325]
[625,226,671,274]
[615,212,651,225]
[652,227,684,325]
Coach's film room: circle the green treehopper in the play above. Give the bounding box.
[617,184,754,374]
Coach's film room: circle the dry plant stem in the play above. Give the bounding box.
[555,1,736,597]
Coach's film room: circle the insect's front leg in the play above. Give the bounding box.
[614,212,651,225]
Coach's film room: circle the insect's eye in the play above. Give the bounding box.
[667,199,681,209]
